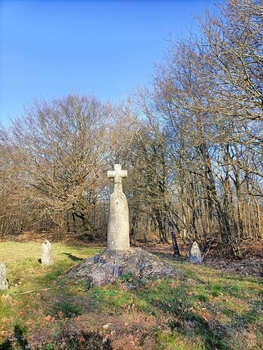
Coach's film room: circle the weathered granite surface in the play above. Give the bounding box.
[67,247,184,288]
[0,262,8,290]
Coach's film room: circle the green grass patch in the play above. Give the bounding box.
[52,301,82,319]
[207,283,223,297]
[0,241,103,339]
[197,293,209,302]
[0,242,262,350]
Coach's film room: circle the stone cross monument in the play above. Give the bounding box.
[67,164,180,287]
[107,164,130,251]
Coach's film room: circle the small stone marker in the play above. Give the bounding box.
[107,164,130,251]
[0,262,8,290]
[41,240,54,265]
[189,241,202,264]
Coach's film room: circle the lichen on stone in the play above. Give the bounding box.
[67,247,184,288]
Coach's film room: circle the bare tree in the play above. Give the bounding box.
[0,95,116,237]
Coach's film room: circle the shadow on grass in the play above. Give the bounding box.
[133,278,262,350]
[63,253,84,262]
[0,325,28,350]
[134,281,231,349]
[36,262,67,286]
[0,324,113,350]
[150,250,186,262]
[230,303,263,330]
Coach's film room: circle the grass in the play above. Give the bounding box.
[0,242,101,340]
[0,241,262,349]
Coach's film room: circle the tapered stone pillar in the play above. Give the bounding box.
[107,164,130,251]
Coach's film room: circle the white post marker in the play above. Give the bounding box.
[0,262,8,290]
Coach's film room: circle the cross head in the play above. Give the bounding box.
[107,164,127,192]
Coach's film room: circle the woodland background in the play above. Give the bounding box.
[0,0,262,258]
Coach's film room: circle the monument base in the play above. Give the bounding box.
[67,248,184,288]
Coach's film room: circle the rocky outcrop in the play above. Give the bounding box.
[67,248,184,288]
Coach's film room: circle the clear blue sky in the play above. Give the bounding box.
[0,0,214,127]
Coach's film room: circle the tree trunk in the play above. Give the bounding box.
[168,221,180,256]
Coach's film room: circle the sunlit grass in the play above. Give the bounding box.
[0,241,262,349]
[0,241,103,340]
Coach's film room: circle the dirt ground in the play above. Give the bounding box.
[27,310,159,350]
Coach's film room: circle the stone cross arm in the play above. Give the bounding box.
[107,164,127,183]
[107,164,127,192]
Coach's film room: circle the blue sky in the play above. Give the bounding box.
[0,0,214,127]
